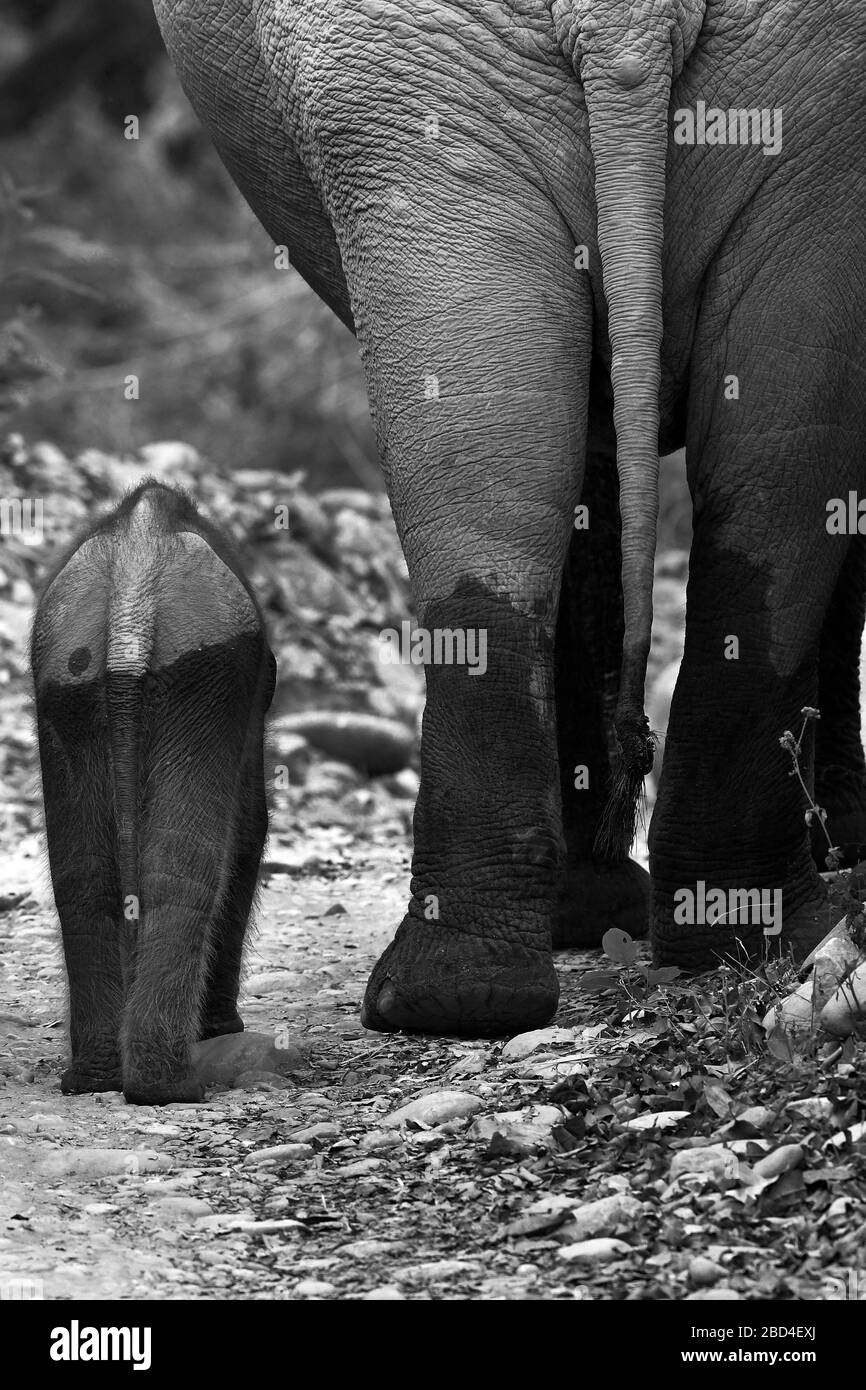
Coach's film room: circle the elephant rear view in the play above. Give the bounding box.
[31,481,275,1104]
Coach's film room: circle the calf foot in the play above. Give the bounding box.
[554,859,650,948]
[123,1075,206,1106]
[361,914,559,1036]
[61,1066,122,1095]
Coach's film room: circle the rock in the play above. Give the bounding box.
[337,1240,405,1259]
[396,1260,480,1284]
[469,1104,562,1157]
[360,1130,403,1151]
[242,972,298,998]
[786,1097,833,1122]
[362,1286,406,1300]
[820,962,866,1036]
[735,1105,776,1133]
[761,981,815,1036]
[813,936,862,1009]
[243,1143,315,1167]
[293,1122,341,1144]
[317,487,387,520]
[40,1148,172,1178]
[669,1146,738,1182]
[268,730,313,780]
[276,711,414,775]
[339,1158,384,1177]
[562,1193,642,1241]
[625,1110,690,1132]
[233,1070,295,1091]
[383,1091,485,1128]
[151,1197,213,1220]
[688,1257,726,1287]
[138,441,200,473]
[801,914,856,971]
[382,769,420,800]
[500,1027,578,1060]
[526,1193,580,1217]
[752,1143,804,1180]
[686,1288,742,1301]
[189,1031,303,1083]
[294,1280,337,1299]
[557,1238,631,1265]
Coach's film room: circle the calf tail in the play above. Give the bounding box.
[106,557,155,990]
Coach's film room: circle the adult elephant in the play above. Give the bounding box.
[153,0,866,1034]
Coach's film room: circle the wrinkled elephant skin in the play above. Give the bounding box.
[32,482,275,1101]
[152,0,866,1032]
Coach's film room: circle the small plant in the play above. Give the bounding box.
[779,706,866,951]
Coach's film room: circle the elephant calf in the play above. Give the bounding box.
[31,482,275,1104]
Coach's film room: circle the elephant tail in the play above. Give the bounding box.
[558,1,705,857]
[106,499,157,988]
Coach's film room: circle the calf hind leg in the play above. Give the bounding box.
[121,644,265,1104]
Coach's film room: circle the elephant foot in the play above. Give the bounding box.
[123,1076,206,1106]
[61,1066,122,1095]
[361,916,559,1036]
[199,1011,244,1041]
[553,859,650,948]
[652,886,838,971]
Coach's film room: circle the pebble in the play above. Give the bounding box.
[40,1148,172,1178]
[469,1104,562,1157]
[820,963,866,1037]
[669,1146,738,1182]
[501,1027,578,1061]
[340,1158,384,1177]
[151,1197,213,1220]
[785,1097,833,1122]
[233,1070,295,1091]
[564,1193,642,1241]
[688,1256,725,1287]
[752,1144,804,1180]
[383,1091,484,1128]
[396,1259,480,1284]
[243,1143,314,1167]
[243,972,298,997]
[362,1285,406,1300]
[336,1239,404,1259]
[557,1238,631,1265]
[294,1279,337,1298]
[687,1287,742,1301]
[359,1130,402,1152]
[293,1122,340,1144]
[735,1105,775,1133]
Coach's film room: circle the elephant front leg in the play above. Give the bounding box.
[650,451,851,970]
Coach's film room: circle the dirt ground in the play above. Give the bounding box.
[0,812,604,1302]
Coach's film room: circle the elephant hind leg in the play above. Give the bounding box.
[121,641,265,1104]
[553,373,650,947]
[814,535,866,867]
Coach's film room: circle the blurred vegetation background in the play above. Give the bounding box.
[0,0,380,491]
